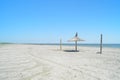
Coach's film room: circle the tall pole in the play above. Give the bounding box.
[100,34,103,54]
[75,41,77,52]
[60,38,62,50]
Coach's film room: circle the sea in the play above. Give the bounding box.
[28,43,120,49]
[56,44,120,49]
[0,43,120,49]
[77,44,120,48]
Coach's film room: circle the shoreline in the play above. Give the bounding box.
[1,43,120,49]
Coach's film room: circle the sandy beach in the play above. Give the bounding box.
[0,44,120,80]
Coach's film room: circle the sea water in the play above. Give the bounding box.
[0,43,120,49]
[77,44,120,48]
[41,43,120,49]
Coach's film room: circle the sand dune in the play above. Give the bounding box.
[0,44,120,80]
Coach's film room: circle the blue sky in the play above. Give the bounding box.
[0,0,120,43]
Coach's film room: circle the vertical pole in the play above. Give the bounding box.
[75,41,77,52]
[100,34,102,54]
[60,38,62,50]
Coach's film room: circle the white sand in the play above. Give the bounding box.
[0,44,120,80]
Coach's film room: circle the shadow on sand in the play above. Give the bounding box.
[96,52,102,54]
[64,50,79,52]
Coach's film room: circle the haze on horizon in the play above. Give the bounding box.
[0,0,120,44]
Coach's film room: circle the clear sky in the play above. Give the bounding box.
[0,0,120,43]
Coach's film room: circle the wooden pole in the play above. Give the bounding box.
[100,34,103,54]
[75,41,77,52]
[60,38,62,50]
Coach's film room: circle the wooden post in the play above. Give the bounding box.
[60,38,62,50]
[75,41,77,52]
[100,34,103,54]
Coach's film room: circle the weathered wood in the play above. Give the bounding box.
[60,38,62,50]
[100,34,103,54]
[75,41,77,52]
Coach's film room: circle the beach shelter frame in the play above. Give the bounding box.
[68,32,84,52]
